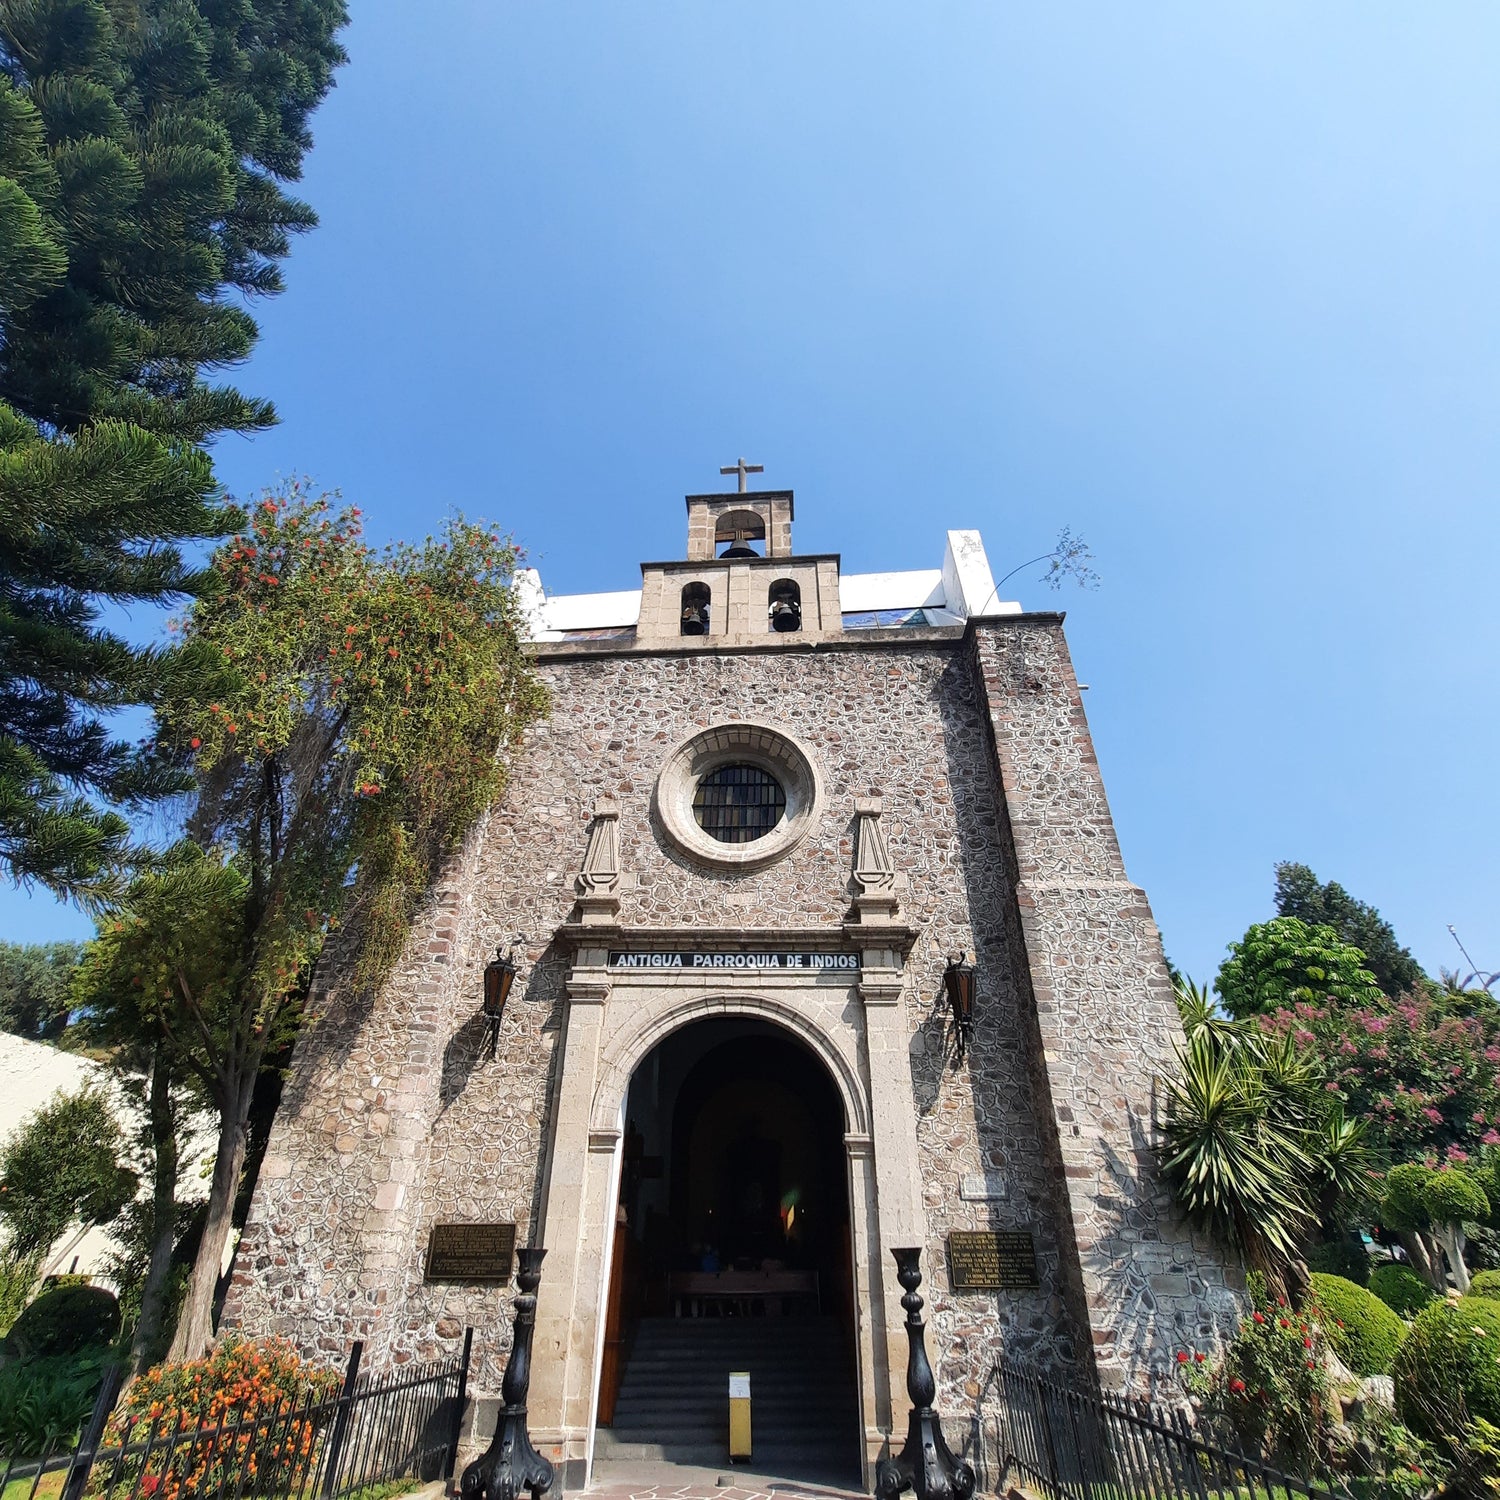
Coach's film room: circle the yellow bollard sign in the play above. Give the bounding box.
[728,1371,752,1461]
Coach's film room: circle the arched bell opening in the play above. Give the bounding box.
[595,1016,861,1483]
[680,581,711,636]
[768,578,802,633]
[715,509,766,559]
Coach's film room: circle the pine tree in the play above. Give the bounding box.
[1273,861,1426,998]
[0,0,348,899]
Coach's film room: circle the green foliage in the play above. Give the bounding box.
[1274,861,1426,998]
[1383,1162,1436,1231]
[1426,1165,1489,1227]
[1160,980,1373,1282]
[0,0,348,899]
[1308,1272,1406,1376]
[1217,916,1384,1019]
[1177,1274,1337,1470]
[1382,1162,1488,1235]
[0,1254,40,1336]
[83,490,547,1358]
[0,943,81,1040]
[1394,1296,1500,1445]
[1468,1270,1500,1301]
[0,1084,135,1256]
[1307,1236,1370,1285]
[1261,986,1500,1166]
[0,1351,112,1457]
[3,1282,119,1363]
[1370,1262,1438,1318]
[162,489,549,997]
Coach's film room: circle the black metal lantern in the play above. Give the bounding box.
[942,953,976,1060]
[482,944,519,1060]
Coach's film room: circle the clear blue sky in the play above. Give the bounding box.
[5,2,1497,987]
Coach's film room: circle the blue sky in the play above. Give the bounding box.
[5,2,1497,987]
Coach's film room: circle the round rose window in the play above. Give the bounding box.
[692,764,787,843]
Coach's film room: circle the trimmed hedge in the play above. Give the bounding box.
[1369,1262,1437,1319]
[1309,1272,1406,1377]
[3,1283,119,1364]
[1307,1238,1370,1286]
[1393,1295,1500,1442]
[1468,1269,1500,1301]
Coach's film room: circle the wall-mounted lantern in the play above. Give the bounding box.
[942,953,976,1061]
[482,943,520,1059]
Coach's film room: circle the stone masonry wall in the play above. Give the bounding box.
[969,620,1245,1391]
[224,623,1235,1420]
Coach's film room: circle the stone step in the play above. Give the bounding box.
[603,1314,859,1481]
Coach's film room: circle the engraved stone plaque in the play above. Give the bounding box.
[946,1229,1040,1292]
[424,1222,516,1283]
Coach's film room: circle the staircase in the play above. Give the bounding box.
[596,1316,860,1482]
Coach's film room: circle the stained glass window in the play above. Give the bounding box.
[692,764,786,843]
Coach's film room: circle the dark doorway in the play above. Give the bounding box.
[596,1018,860,1483]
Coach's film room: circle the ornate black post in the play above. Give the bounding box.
[875,1248,975,1500]
[461,1248,557,1500]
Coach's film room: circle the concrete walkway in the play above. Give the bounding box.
[583,1459,866,1500]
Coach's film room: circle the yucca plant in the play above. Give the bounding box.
[1161,1028,1318,1279]
[1161,979,1370,1294]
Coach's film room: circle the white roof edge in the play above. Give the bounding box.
[516,529,1021,638]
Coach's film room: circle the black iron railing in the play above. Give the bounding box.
[0,1330,472,1500]
[977,1359,1349,1500]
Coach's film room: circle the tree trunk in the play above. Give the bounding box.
[167,1086,251,1362]
[1400,1230,1446,1292]
[128,1046,179,1378]
[1438,1223,1471,1294]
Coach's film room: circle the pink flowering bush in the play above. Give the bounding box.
[1261,988,1500,1163]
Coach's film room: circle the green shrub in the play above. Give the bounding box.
[3,1282,119,1363]
[1180,1274,1337,1471]
[1393,1296,1500,1443]
[1469,1270,1500,1301]
[1309,1272,1406,1376]
[0,1352,109,1455]
[1308,1237,1370,1286]
[1371,1262,1437,1319]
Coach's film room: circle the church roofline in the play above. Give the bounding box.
[637,553,840,573]
[524,610,1063,662]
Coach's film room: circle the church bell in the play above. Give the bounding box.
[769,598,801,632]
[681,602,709,635]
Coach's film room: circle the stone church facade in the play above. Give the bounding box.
[222,485,1242,1487]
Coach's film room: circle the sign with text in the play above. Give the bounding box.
[609,951,858,972]
[424,1222,516,1284]
[945,1230,1040,1292]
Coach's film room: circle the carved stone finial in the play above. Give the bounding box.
[575,797,622,925]
[851,794,900,924]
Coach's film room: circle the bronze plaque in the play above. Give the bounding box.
[424,1222,516,1284]
[946,1230,1040,1292]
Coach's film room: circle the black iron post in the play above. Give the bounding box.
[461,1248,557,1500]
[874,1248,976,1500]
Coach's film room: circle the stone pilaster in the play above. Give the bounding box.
[530,955,611,1479]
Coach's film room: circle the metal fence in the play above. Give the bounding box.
[977,1359,1349,1500]
[0,1330,473,1500]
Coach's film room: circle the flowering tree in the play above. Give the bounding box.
[1261,989,1500,1167]
[82,487,546,1360]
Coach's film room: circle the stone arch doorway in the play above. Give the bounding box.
[594,1016,862,1483]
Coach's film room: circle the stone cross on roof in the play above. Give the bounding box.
[719,457,764,493]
